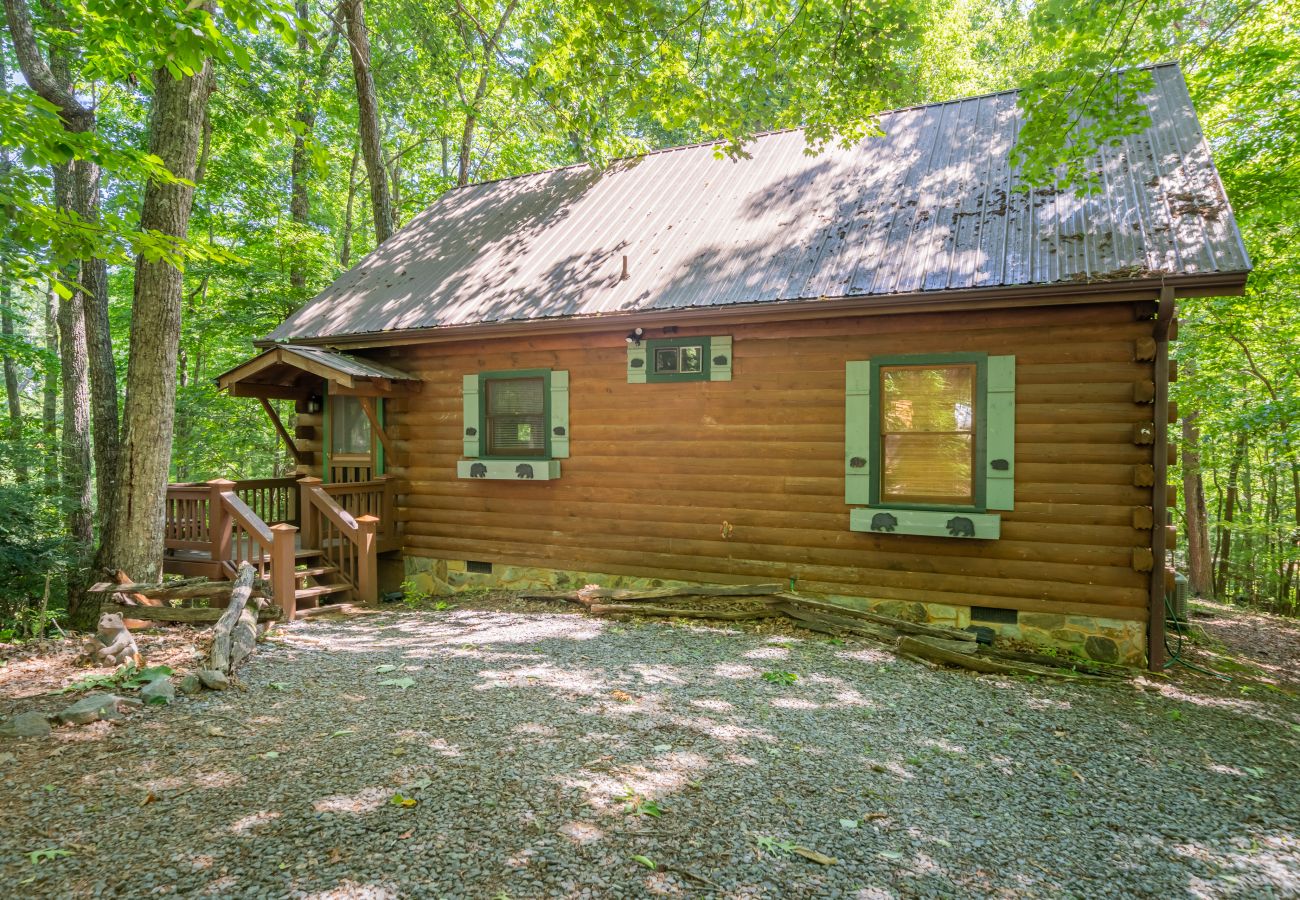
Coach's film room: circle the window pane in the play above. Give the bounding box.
[486,377,546,456]
[653,348,679,373]
[680,345,702,373]
[332,397,370,455]
[882,434,973,504]
[882,365,974,433]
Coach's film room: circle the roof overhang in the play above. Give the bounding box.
[256,272,1248,351]
[216,345,422,398]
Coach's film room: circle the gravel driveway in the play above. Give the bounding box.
[2,604,1298,899]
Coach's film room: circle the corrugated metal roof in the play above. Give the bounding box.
[269,63,1249,342]
[277,345,417,381]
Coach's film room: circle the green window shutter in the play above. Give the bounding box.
[985,354,1015,510]
[550,369,570,458]
[375,398,385,475]
[462,373,481,458]
[709,336,732,381]
[845,360,873,505]
[322,381,331,482]
[627,343,647,383]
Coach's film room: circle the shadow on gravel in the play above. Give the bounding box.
[2,607,1297,898]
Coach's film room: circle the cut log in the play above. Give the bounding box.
[209,563,258,676]
[776,593,976,642]
[586,602,782,620]
[89,576,213,595]
[775,602,898,644]
[101,603,283,624]
[897,635,1111,680]
[520,583,783,606]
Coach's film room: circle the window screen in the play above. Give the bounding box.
[485,376,546,457]
[332,396,371,456]
[880,364,975,505]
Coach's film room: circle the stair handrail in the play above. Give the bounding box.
[217,488,298,621]
[302,481,379,605]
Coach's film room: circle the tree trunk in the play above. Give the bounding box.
[342,0,393,245]
[289,0,342,289]
[41,289,58,491]
[1214,431,1247,599]
[77,168,119,528]
[51,162,94,618]
[341,141,359,266]
[1180,410,1213,598]
[94,58,215,612]
[1,285,23,482]
[0,49,25,483]
[457,114,476,187]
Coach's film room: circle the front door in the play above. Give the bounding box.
[326,394,382,483]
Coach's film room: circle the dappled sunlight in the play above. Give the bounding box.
[771,696,821,711]
[711,662,761,679]
[475,662,609,696]
[689,697,734,712]
[743,646,790,660]
[560,750,712,813]
[193,770,246,789]
[1135,678,1300,727]
[313,786,390,814]
[627,663,689,685]
[300,881,399,900]
[837,648,896,665]
[558,820,605,845]
[1024,696,1072,711]
[919,737,967,754]
[231,810,281,834]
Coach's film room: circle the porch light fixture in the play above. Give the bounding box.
[306,395,323,414]
[625,327,644,346]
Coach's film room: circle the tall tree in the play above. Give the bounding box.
[1181,409,1213,598]
[93,45,216,611]
[3,0,119,526]
[289,0,342,289]
[453,0,520,187]
[0,47,26,483]
[341,0,393,244]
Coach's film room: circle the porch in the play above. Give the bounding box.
[162,475,400,620]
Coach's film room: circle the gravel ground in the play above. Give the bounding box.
[2,602,1299,899]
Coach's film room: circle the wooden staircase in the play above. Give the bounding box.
[162,475,395,621]
[290,549,353,617]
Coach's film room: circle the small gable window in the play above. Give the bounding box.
[627,335,732,383]
[846,353,1014,540]
[459,369,569,481]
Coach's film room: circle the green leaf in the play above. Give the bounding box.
[378,677,416,690]
[28,848,72,865]
[374,664,398,674]
[631,854,656,870]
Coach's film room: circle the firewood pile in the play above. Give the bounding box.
[520,583,1130,680]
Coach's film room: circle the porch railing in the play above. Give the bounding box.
[163,474,391,619]
[300,478,378,610]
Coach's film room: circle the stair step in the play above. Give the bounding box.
[295,566,339,580]
[295,584,351,600]
[294,603,360,619]
[295,549,323,560]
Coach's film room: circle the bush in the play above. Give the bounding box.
[0,481,68,637]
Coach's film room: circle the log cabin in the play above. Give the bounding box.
[195,63,1249,669]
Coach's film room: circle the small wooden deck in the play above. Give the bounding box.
[163,476,399,619]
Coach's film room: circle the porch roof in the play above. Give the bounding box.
[216,344,420,398]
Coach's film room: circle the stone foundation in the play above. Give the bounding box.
[403,554,1147,667]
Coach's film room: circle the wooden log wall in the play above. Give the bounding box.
[370,300,1163,623]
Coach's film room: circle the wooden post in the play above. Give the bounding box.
[377,474,395,543]
[270,522,299,622]
[356,514,380,605]
[298,476,322,550]
[208,478,235,574]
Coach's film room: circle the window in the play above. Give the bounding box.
[845,354,1015,539]
[879,364,976,506]
[627,336,732,383]
[459,369,569,481]
[485,376,547,457]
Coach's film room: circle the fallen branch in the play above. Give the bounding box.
[88,575,210,595]
[775,602,898,644]
[897,635,1115,680]
[101,602,282,624]
[587,602,783,620]
[209,563,259,675]
[777,593,976,642]
[521,583,782,606]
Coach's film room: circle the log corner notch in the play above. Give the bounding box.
[1147,283,1176,670]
